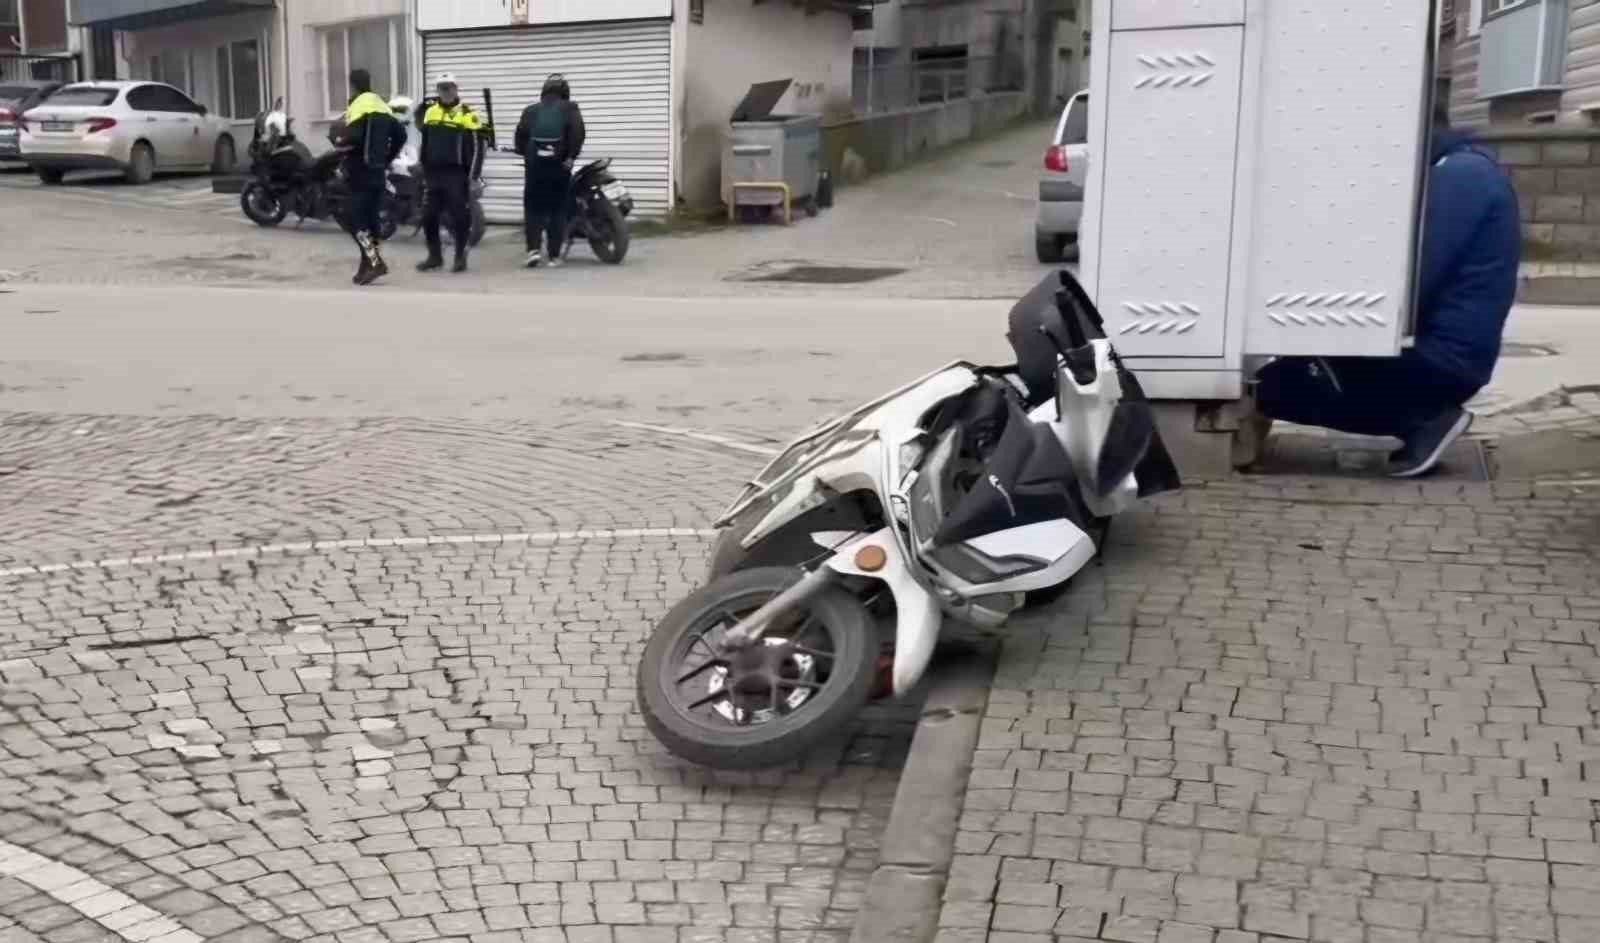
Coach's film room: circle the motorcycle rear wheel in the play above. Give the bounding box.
[469,202,487,247]
[588,196,630,264]
[377,196,400,241]
[638,567,879,769]
[240,182,288,227]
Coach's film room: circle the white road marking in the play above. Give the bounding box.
[0,527,719,580]
[0,839,203,942]
[610,420,782,457]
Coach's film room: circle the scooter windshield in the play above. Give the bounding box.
[717,361,977,526]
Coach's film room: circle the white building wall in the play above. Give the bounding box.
[121,9,276,141]
[417,0,671,31]
[285,0,413,144]
[679,0,854,208]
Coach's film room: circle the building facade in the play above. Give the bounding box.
[1447,0,1600,128]
[416,0,859,218]
[67,0,285,147]
[852,0,1081,115]
[61,0,862,214]
[3,0,80,82]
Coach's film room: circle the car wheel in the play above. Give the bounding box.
[125,143,155,185]
[1035,233,1062,264]
[36,168,65,186]
[211,136,237,175]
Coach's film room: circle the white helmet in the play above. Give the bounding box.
[434,72,459,90]
[388,95,415,116]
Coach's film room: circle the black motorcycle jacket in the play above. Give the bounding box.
[335,91,406,186]
[418,98,485,176]
[513,94,585,165]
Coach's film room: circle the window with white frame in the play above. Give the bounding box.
[319,18,408,116]
[148,49,190,94]
[214,38,263,119]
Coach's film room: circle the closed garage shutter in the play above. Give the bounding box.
[423,20,672,222]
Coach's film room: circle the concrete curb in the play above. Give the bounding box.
[850,644,997,943]
[1518,275,1600,306]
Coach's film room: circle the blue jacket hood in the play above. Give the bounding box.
[1432,129,1473,163]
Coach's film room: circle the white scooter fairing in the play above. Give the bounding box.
[639,271,1182,770]
[715,371,1115,696]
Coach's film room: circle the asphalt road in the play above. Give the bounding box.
[0,284,1016,435]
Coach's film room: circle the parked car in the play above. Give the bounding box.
[19,81,237,185]
[1,81,64,165]
[1036,90,1090,263]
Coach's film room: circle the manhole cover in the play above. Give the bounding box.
[734,264,907,285]
[1501,342,1558,358]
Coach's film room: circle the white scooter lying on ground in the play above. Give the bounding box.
[637,271,1182,769]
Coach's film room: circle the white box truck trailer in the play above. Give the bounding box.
[1080,0,1437,426]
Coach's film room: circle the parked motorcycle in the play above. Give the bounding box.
[636,270,1182,769]
[239,102,399,239]
[496,149,634,263]
[388,160,488,251]
[387,95,488,251]
[567,158,633,264]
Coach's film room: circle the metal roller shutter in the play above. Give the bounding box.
[423,20,672,222]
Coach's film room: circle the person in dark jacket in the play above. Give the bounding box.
[416,73,484,273]
[1251,105,1521,477]
[513,73,586,268]
[334,69,407,286]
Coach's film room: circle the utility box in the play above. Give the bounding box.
[1079,0,1436,401]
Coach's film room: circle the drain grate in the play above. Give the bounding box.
[731,263,907,285]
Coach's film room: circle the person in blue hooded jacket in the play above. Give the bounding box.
[1252,104,1521,478]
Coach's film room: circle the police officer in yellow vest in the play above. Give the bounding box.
[416,73,484,273]
[335,69,406,286]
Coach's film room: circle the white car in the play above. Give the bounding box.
[20,81,237,185]
[1036,90,1090,263]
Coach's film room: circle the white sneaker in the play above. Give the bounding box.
[546,256,563,269]
[525,250,542,268]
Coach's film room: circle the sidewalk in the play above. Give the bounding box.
[903,470,1600,943]
[1519,261,1600,306]
[0,121,1058,300]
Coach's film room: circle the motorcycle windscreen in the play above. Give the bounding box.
[934,399,1095,547]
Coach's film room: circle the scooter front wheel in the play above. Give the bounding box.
[638,567,880,769]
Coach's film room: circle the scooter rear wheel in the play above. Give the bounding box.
[638,567,879,769]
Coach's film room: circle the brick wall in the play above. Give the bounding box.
[1479,130,1600,260]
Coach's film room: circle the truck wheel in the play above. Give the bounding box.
[1035,234,1063,264]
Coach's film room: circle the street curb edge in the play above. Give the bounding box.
[849,643,998,943]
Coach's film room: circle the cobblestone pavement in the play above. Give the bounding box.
[936,475,1600,943]
[0,415,918,943]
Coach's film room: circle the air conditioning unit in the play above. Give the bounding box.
[1478,0,1570,98]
